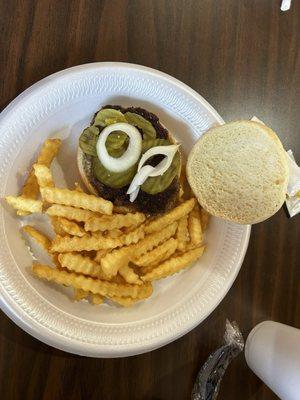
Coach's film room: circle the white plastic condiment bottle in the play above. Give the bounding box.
[245,321,300,400]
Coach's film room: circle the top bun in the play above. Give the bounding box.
[186,121,289,224]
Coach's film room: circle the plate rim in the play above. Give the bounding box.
[0,62,251,357]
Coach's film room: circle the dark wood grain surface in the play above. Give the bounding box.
[0,1,299,399]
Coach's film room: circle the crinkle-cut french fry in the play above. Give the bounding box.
[142,246,205,281]
[5,196,43,213]
[50,216,67,236]
[119,265,143,285]
[22,225,52,251]
[135,238,178,267]
[144,198,196,234]
[46,204,98,222]
[176,215,189,251]
[50,233,122,253]
[59,218,86,237]
[108,296,140,307]
[94,249,110,263]
[108,283,153,306]
[36,139,62,166]
[91,294,104,305]
[84,212,145,232]
[58,252,108,279]
[74,288,89,301]
[21,138,61,198]
[140,241,179,274]
[22,225,60,268]
[32,264,147,298]
[105,229,123,238]
[17,139,61,216]
[131,222,178,260]
[20,172,40,202]
[188,204,203,246]
[101,248,131,278]
[179,164,191,200]
[113,205,133,214]
[33,164,54,188]
[40,187,113,214]
[119,225,144,246]
[200,208,210,231]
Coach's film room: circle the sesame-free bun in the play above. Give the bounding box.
[186,121,289,224]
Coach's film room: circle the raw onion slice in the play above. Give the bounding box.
[96,123,142,173]
[127,165,155,195]
[127,144,180,202]
[138,145,180,177]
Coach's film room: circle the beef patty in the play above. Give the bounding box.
[82,105,180,215]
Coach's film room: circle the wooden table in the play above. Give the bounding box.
[1,1,299,399]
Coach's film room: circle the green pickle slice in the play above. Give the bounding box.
[79,126,99,156]
[93,109,126,127]
[105,131,128,150]
[124,112,156,140]
[92,157,137,188]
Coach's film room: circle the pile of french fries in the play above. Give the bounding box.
[5,139,209,307]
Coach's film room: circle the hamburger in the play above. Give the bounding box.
[187,120,289,224]
[78,105,181,215]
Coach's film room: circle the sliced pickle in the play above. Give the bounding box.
[142,138,170,152]
[92,157,137,188]
[105,131,128,150]
[79,126,99,156]
[124,112,156,140]
[93,109,126,127]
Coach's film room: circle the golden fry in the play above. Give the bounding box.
[119,265,143,285]
[108,296,140,307]
[176,215,189,251]
[113,205,133,214]
[50,233,122,253]
[142,246,205,281]
[74,288,89,301]
[84,212,145,232]
[20,171,40,202]
[50,216,67,236]
[36,139,62,166]
[144,198,196,234]
[21,139,61,199]
[119,225,144,246]
[46,204,98,222]
[200,208,210,231]
[58,252,108,279]
[94,249,111,263]
[32,264,148,298]
[40,187,113,214]
[33,164,55,188]
[140,240,180,273]
[101,248,130,278]
[135,238,178,267]
[105,229,123,238]
[188,204,203,246]
[5,196,43,213]
[59,218,86,237]
[131,222,178,260]
[91,294,104,305]
[22,225,52,251]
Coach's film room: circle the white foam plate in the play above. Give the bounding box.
[0,63,250,357]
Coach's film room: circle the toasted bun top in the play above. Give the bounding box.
[186,121,289,224]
